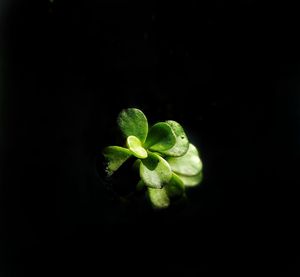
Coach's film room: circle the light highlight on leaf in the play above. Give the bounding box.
[148,187,170,209]
[126,135,148,159]
[177,171,203,187]
[140,152,172,189]
[167,144,202,176]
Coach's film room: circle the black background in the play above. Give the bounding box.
[1,0,300,276]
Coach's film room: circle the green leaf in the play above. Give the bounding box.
[161,120,189,157]
[165,173,185,198]
[117,108,148,143]
[102,146,132,176]
[140,152,172,189]
[144,122,176,152]
[147,187,170,209]
[132,159,141,172]
[126,136,148,159]
[136,179,145,191]
[177,171,203,187]
[166,144,202,176]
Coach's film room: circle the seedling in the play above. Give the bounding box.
[102,108,203,209]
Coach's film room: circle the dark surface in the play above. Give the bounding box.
[1,0,300,276]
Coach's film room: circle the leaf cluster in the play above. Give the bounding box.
[103,108,203,209]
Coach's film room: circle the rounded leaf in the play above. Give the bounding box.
[140,152,172,189]
[177,171,203,187]
[102,146,132,176]
[165,173,185,198]
[117,108,148,143]
[166,144,202,176]
[126,136,148,159]
[161,120,189,157]
[147,187,170,209]
[145,122,176,152]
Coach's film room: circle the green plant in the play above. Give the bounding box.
[102,108,203,209]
